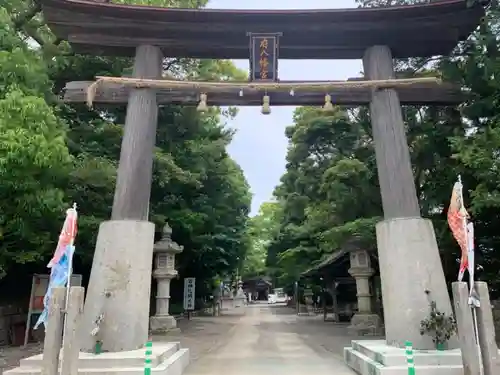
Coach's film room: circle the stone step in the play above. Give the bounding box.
[350,340,463,367]
[5,345,189,375]
[344,347,464,375]
[344,347,385,375]
[17,342,180,369]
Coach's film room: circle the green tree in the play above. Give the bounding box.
[242,201,282,279]
[267,106,382,287]
[0,7,72,277]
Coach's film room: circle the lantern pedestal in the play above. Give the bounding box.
[150,315,180,333]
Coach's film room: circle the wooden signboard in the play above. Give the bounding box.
[248,32,281,82]
[23,273,82,346]
[183,277,196,311]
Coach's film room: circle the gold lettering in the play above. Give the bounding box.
[259,38,268,49]
[259,58,269,70]
[259,57,269,79]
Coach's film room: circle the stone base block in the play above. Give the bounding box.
[344,340,489,375]
[150,315,179,334]
[80,220,156,352]
[5,342,189,375]
[297,312,314,317]
[376,218,455,349]
[348,314,383,336]
[233,298,245,308]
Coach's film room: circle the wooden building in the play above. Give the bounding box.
[301,237,383,335]
[241,277,272,301]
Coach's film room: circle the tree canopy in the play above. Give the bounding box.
[0,0,252,302]
[241,202,282,279]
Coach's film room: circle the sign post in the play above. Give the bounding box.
[183,277,195,320]
[248,32,281,82]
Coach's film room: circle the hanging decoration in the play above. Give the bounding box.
[261,94,271,115]
[197,93,208,112]
[323,94,334,112]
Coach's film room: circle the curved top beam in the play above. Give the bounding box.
[41,0,487,59]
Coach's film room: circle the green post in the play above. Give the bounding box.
[405,341,415,375]
[144,340,153,375]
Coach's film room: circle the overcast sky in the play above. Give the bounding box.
[208,0,363,215]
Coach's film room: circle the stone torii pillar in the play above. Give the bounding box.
[80,45,163,352]
[363,45,455,349]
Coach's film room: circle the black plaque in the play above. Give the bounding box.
[248,33,280,82]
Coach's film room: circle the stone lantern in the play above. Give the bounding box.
[149,223,183,333]
[346,237,382,335]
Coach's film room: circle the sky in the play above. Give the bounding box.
[208,0,363,215]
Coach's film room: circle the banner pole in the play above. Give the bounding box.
[457,176,484,375]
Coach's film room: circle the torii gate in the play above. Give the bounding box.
[39,0,486,355]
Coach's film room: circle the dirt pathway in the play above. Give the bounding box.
[184,303,357,375]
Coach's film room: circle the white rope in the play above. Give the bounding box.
[86,76,441,107]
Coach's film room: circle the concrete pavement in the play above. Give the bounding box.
[185,303,357,375]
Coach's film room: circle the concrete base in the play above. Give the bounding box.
[80,220,155,352]
[5,342,189,375]
[150,315,179,334]
[234,288,245,308]
[348,313,383,336]
[344,340,469,375]
[297,312,315,317]
[376,218,455,349]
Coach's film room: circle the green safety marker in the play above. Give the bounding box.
[94,340,102,355]
[144,340,153,375]
[405,341,415,375]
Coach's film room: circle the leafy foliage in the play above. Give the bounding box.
[241,202,281,279]
[420,300,457,346]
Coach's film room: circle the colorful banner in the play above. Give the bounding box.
[447,179,469,281]
[447,176,479,307]
[34,204,78,329]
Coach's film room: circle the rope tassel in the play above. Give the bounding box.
[323,94,334,112]
[197,93,208,112]
[261,94,271,115]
